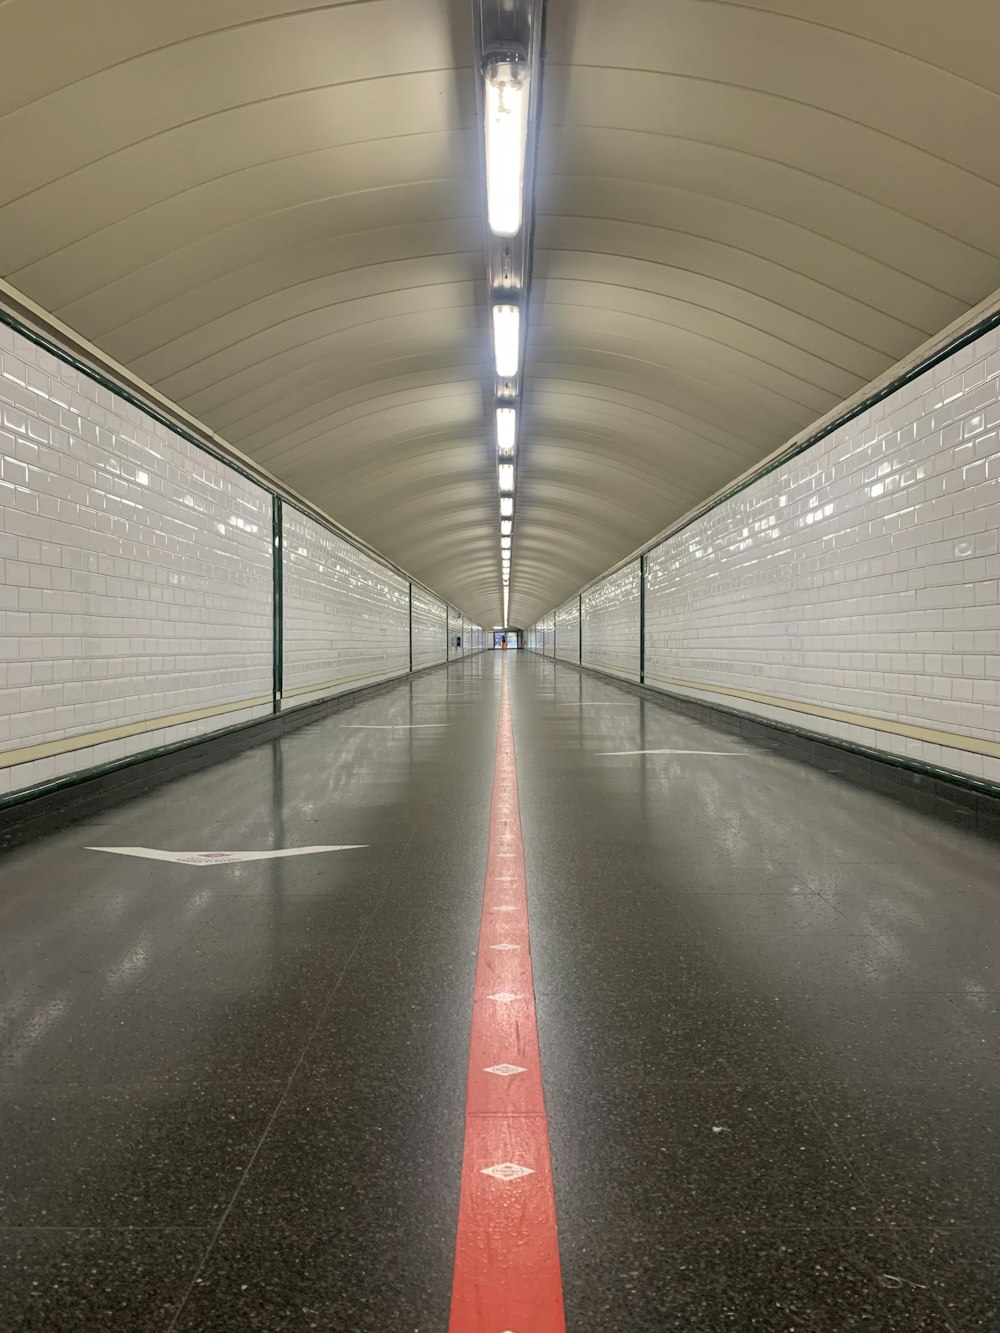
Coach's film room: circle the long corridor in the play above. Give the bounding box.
[1,653,998,1330]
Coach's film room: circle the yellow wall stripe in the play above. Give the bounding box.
[282,665,408,700]
[2,659,439,772]
[0,694,273,769]
[644,673,1000,761]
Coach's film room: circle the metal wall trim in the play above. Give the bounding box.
[272,496,284,714]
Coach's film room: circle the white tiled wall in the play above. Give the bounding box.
[0,323,273,798]
[448,606,463,659]
[582,562,642,682]
[555,596,581,662]
[646,325,1000,782]
[281,507,409,708]
[412,587,447,668]
[539,612,555,657]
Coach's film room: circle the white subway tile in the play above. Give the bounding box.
[411,586,448,669]
[1,326,272,797]
[638,334,999,781]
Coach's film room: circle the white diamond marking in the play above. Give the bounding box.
[480,1162,534,1182]
[486,992,521,1003]
[489,942,520,951]
[484,1063,527,1077]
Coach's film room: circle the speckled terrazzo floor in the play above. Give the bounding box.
[1,653,998,1330]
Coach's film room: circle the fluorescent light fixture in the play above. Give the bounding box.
[500,519,512,536]
[498,463,514,493]
[496,406,517,456]
[501,537,511,551]
[492,304,519,379]
[500,496,513,518]
[484,55,529,238]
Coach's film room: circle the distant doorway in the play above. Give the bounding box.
[493,631,520,649]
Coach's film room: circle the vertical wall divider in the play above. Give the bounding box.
[639,552,646,685]
[0,311,492,812]
[578,593,583,663]
[272,495,284,714]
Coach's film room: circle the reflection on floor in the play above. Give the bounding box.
[0,654,997,1330]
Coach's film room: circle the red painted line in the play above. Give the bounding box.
[448,663,566,1333]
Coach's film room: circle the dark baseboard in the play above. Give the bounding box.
[537,653,1000,840]
[0,655,478,849]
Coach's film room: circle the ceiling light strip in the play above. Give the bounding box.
[474,0,545,628]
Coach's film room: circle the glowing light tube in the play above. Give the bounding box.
[484,57,529,238]
[493,304,520,379]
[496,406,517,456]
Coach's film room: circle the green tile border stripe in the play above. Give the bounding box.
[563,297,1000,603]
[0,294,490,815]
[0,297,458,614]
[0,654,462,818]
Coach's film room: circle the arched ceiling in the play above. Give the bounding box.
[3,0,1000,629]
[515,0,1000,623]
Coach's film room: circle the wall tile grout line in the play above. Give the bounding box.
[524,316,1000,790]
[0,317,489,808]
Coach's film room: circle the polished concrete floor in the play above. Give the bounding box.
[0,653,998,1330]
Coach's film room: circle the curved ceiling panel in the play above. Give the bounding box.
[3,0,1000,630]
[0,0,502,623]
[512,0,1000,623]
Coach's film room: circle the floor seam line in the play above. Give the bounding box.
[161,810,430,1332]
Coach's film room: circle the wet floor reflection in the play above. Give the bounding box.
[513,654,1000,1329]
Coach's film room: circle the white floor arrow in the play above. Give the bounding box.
[595,748,752,756]
[87,845,367,865]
